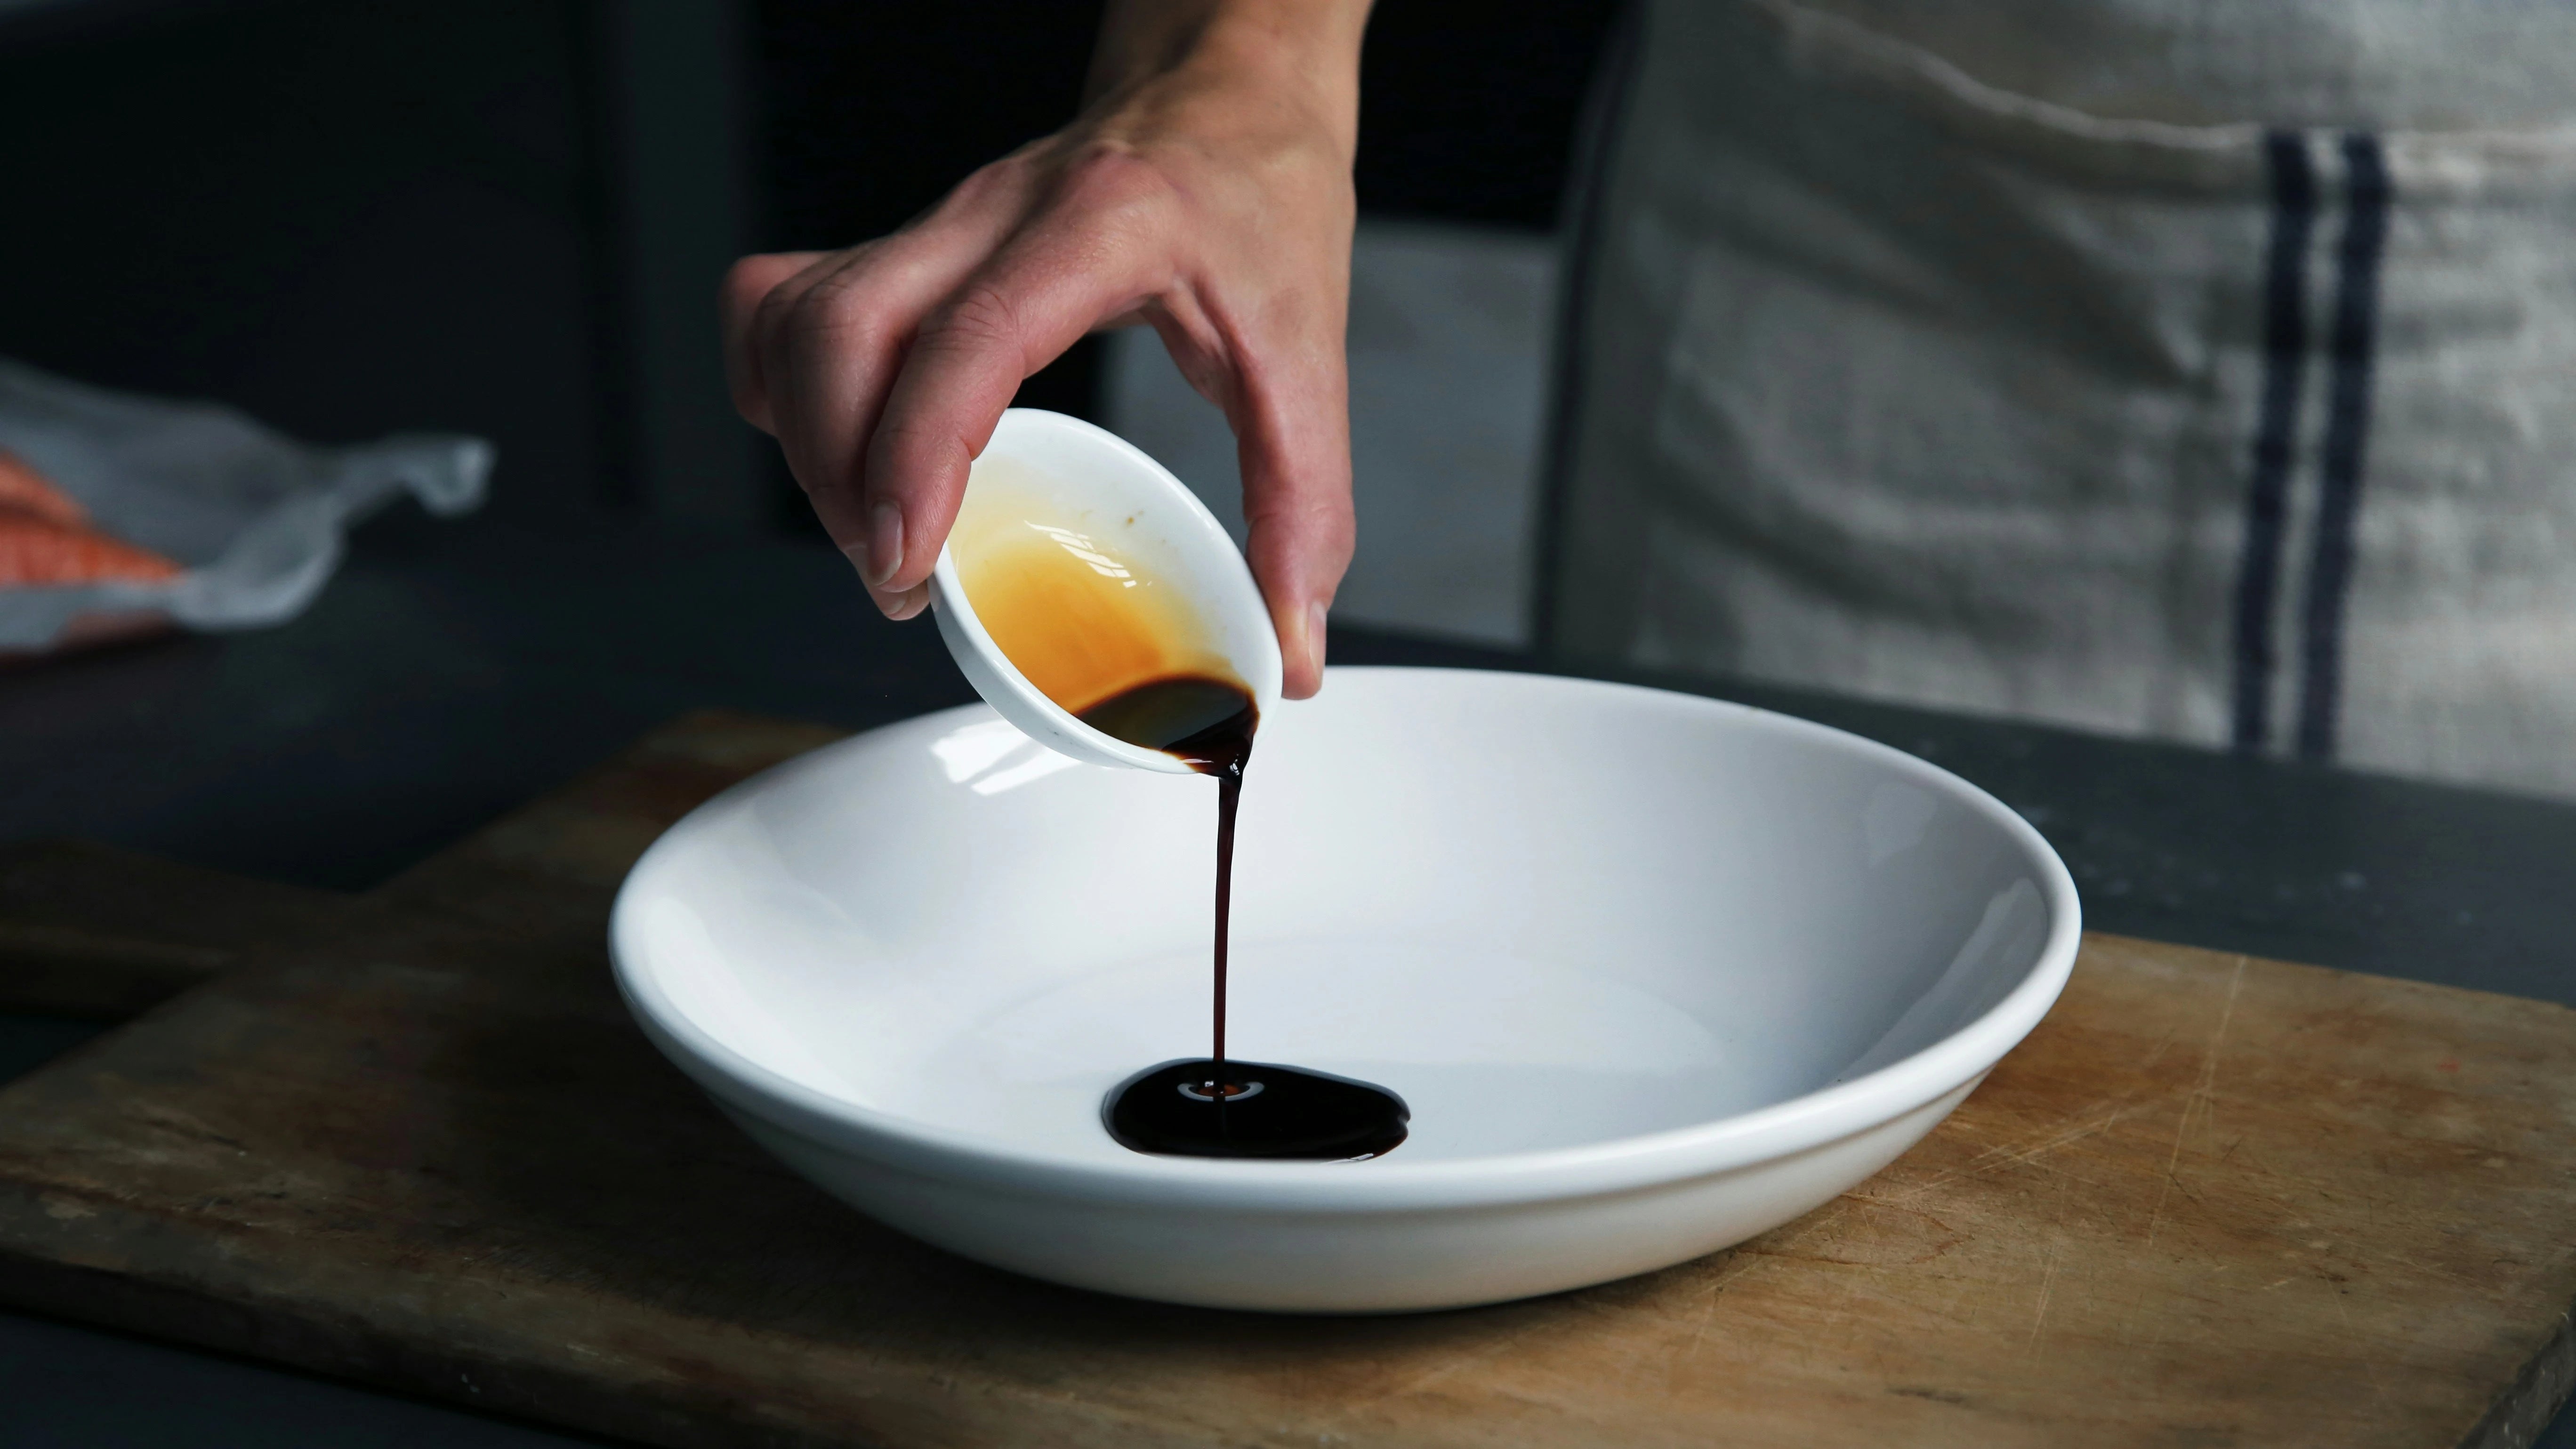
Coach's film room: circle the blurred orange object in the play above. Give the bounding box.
[0,512,182,587]
[0,448,181,592]
[0,449,89,530]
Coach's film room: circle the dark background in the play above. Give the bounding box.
[0,0,609,523]
[0,0,1619,531]
[758,0,1614,242]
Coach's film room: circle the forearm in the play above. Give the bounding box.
[1085,0,1374,157]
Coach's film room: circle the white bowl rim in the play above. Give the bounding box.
[926,408,1282,776]
[610,667,2083,1213]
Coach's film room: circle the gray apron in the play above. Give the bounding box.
[1543,0,2576,799]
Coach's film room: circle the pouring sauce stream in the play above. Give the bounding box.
[956,486,1407,1159]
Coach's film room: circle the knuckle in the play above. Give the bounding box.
[944,156,1026,212]
[1056,142,1180,220]
[750,274,806,340]
[784,275,897,354]
[871,408,977,477]
[922,283,1025,354]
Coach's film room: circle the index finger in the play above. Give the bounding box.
[858,198,1166,594]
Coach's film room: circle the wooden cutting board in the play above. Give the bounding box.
[0,710,2569,1449]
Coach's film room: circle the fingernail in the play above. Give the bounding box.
[1305,601,1329,667]
[866,500,904,588]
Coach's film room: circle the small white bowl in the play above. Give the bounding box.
[928,408,1281,774]
[610,668,2080,1312]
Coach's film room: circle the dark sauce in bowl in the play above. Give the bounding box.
[1104,1058,1410,1161]
[1079,675,1409,1161]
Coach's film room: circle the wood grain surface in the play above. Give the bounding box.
[0,710,2569,1449]
[0,838,359,1017]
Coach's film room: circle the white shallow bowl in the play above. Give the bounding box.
[611,668,2080,1312]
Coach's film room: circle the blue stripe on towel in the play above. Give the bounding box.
[2296,132,2391,762]
[2230,131,2317,751]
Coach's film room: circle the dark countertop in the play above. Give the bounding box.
[4,503,2573,1446]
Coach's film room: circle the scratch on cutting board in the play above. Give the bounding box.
[1329,1312,1572,1416]
[1886,1107,2126,1202]
[1684,1282,1721,1364]
[2323,1287,2399,1415]
[2146,956,2246,1248]
[1679,1252,1769,1365]
[2026,1237,2061,1354]
[2345,1243,2493,1294]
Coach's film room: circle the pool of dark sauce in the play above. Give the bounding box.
[1080,675,1409,1161]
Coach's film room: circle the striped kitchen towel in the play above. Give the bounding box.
[1545,0,2576,799]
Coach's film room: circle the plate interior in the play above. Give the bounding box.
[623,672,2056,1167]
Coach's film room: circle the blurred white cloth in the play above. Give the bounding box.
[0,359,490,651]
[1549,0,2576,798]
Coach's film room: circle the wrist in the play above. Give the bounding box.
[1087,0,1368,155]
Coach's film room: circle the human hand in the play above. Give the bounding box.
[720,0,1370,698]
